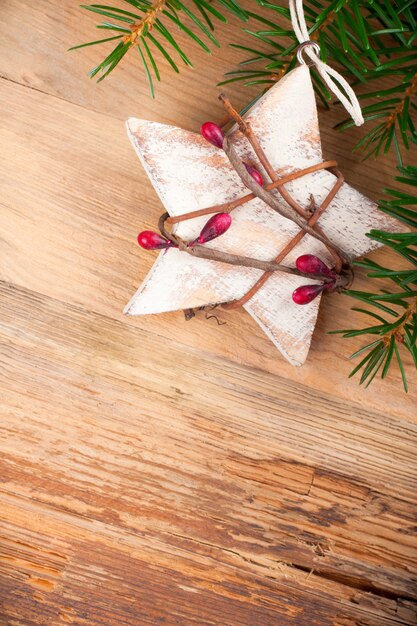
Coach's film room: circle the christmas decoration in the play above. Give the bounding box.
[124,61,399,366]
[73,0,417,388]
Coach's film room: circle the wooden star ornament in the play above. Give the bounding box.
[124,64,398,366]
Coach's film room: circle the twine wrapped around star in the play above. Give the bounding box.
[124,63,399,366]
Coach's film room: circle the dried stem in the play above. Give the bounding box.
[159,92,354,310]
[158,213,350,290]
[219,93,347,270]
[223,136,348,263]
[186,244,348,286]
[166,160,339,225]
[219,93,277,180]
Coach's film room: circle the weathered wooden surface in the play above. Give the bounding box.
[0,1,416,624]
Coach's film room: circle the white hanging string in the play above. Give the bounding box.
[289,0,364,126]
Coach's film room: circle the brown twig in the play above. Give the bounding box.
[159,213,349,290]
[219,93,277,180]
[222,136,348,264]
[185,244,350,290]
[201,305,227,325]
[219,94,347,270]
[166,160,338,225]
[183,308,196,321]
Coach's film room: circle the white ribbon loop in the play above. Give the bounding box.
[289,0,364,126]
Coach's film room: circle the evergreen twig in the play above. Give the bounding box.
[70,0,248,91]
[72,0,417,390]
[331,166,417,391]
[222,0,417,159]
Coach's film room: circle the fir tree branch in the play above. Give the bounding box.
[72,0,417,391]
[223,0,417,159]
[70,0,248,91]
[125,0,167,44]
[331,165,417,391]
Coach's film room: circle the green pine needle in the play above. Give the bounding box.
[333,165,417,391]
[71,0,248,90]
[223,0,417,160]
[71,0,417,393]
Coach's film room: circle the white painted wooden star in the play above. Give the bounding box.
[124,64,398,366]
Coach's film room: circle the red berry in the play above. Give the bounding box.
[292,283,325,305]
[296,254,334,278]
[197,213,232,244]
[201,122,225,149]
[243,162,264,186]
[137,231,172,250]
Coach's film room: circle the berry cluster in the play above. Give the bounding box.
[201,122,264,188]
[292,255,337,304]
[138,213,232,250]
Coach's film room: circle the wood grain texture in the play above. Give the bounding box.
[0,1,416,624]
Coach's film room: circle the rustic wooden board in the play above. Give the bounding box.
[1,282,417,626]
[0,1,416,624]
